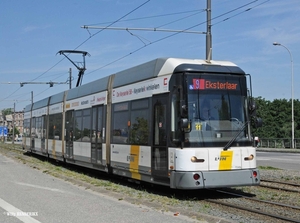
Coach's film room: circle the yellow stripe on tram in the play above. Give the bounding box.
[52,140,56,159]
[218,150,233,170]
[129,145,141,180]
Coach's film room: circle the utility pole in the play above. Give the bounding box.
[82,1,213,60]
[69,68,72,89]
[12,102,15,145]
[206,0,212,61]
[30,91,33,149]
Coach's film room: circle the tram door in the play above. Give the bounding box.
[152,94,169,179]
[31,117,36,150]
[91,106,103,164]
[65,110,74,159]
[41,115,46,154]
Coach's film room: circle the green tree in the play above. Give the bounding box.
[252,97,300,139]
[11,127,20,136]
[2,108,12,116]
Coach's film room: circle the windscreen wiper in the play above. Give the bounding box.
[223,121,249,151]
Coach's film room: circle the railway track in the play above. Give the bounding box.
[206,188,300,223]
[260,179,300,193]
[2,144,300,223]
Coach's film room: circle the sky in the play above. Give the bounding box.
[1,0,300,111]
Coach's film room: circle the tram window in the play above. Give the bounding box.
[112,102,129,144]
[154,102,167,146]
[130,99,149,145]
[23,119,30,137]
[74,110,82,141]
[92,108,97,142]
[36,117,42,139]
[97,107,104,141]
[65,111,74,142]
[31,117,36,138]
[35,116,45,139]
[132,99,148,109]
[171,89,181,144]
[92,106,104,143]
[82,109,91,142]
[48,114,62,140]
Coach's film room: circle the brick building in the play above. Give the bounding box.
[0,110,24,137]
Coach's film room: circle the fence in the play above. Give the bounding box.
[259,138,300,149]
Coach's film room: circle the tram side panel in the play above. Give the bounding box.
[30,107,47,156]
[47,104,64,161]
[21,58,261,190]
[64,92,108,171]
[22,110,31,151]
[109,75,171,183]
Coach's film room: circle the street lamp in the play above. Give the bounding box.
[273,42,294,148]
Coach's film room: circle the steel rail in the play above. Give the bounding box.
[207,198,300,223]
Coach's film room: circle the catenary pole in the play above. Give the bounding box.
[69,68,72,89]
[206,0,212,61]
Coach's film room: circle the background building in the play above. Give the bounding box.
[0,110,24,138]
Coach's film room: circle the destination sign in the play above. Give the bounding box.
[190,78,239,90]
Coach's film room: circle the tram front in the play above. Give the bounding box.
[169,64,261,189]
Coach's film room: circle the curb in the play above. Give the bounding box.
[256,147,300,153]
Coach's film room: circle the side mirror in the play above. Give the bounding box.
[255,117,263,128]
[180,100,188,118]
[180,118,189,129]
[249,100,257,116]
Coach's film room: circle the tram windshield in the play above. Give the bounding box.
[183,74,251,147]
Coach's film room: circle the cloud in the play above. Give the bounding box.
[23,24,52,33]
[237,1,300,46]
[23,26,39,32]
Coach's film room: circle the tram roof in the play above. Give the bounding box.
[112,58,167,88]
[49,92,65,105]
[24,104,32,112]
[112,58,244,88]
[32,57,245,105]
[32,97,49,110]
[66,76,110,101]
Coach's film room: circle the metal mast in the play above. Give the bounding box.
[206,0,212,61]
[82,1,212,61]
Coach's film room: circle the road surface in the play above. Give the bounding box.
[0,153,206,223]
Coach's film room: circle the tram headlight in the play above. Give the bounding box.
[191,156,197,162]
[191,156,205,163]
[244,154,254,161]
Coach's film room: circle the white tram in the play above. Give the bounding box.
[23,58,261,189]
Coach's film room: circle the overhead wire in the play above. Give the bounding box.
[4,0,270,106]
[36,71,70,81]
[0,87,22,103]
[34,86,54,98]
[12,0,257,83]
[3,0,151,105]
[211,0,271,27]
[85,0,268,76]
[30,0,151,82]
[84,9,206,26]
[76,0,151,51]
[155,9,206,29]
